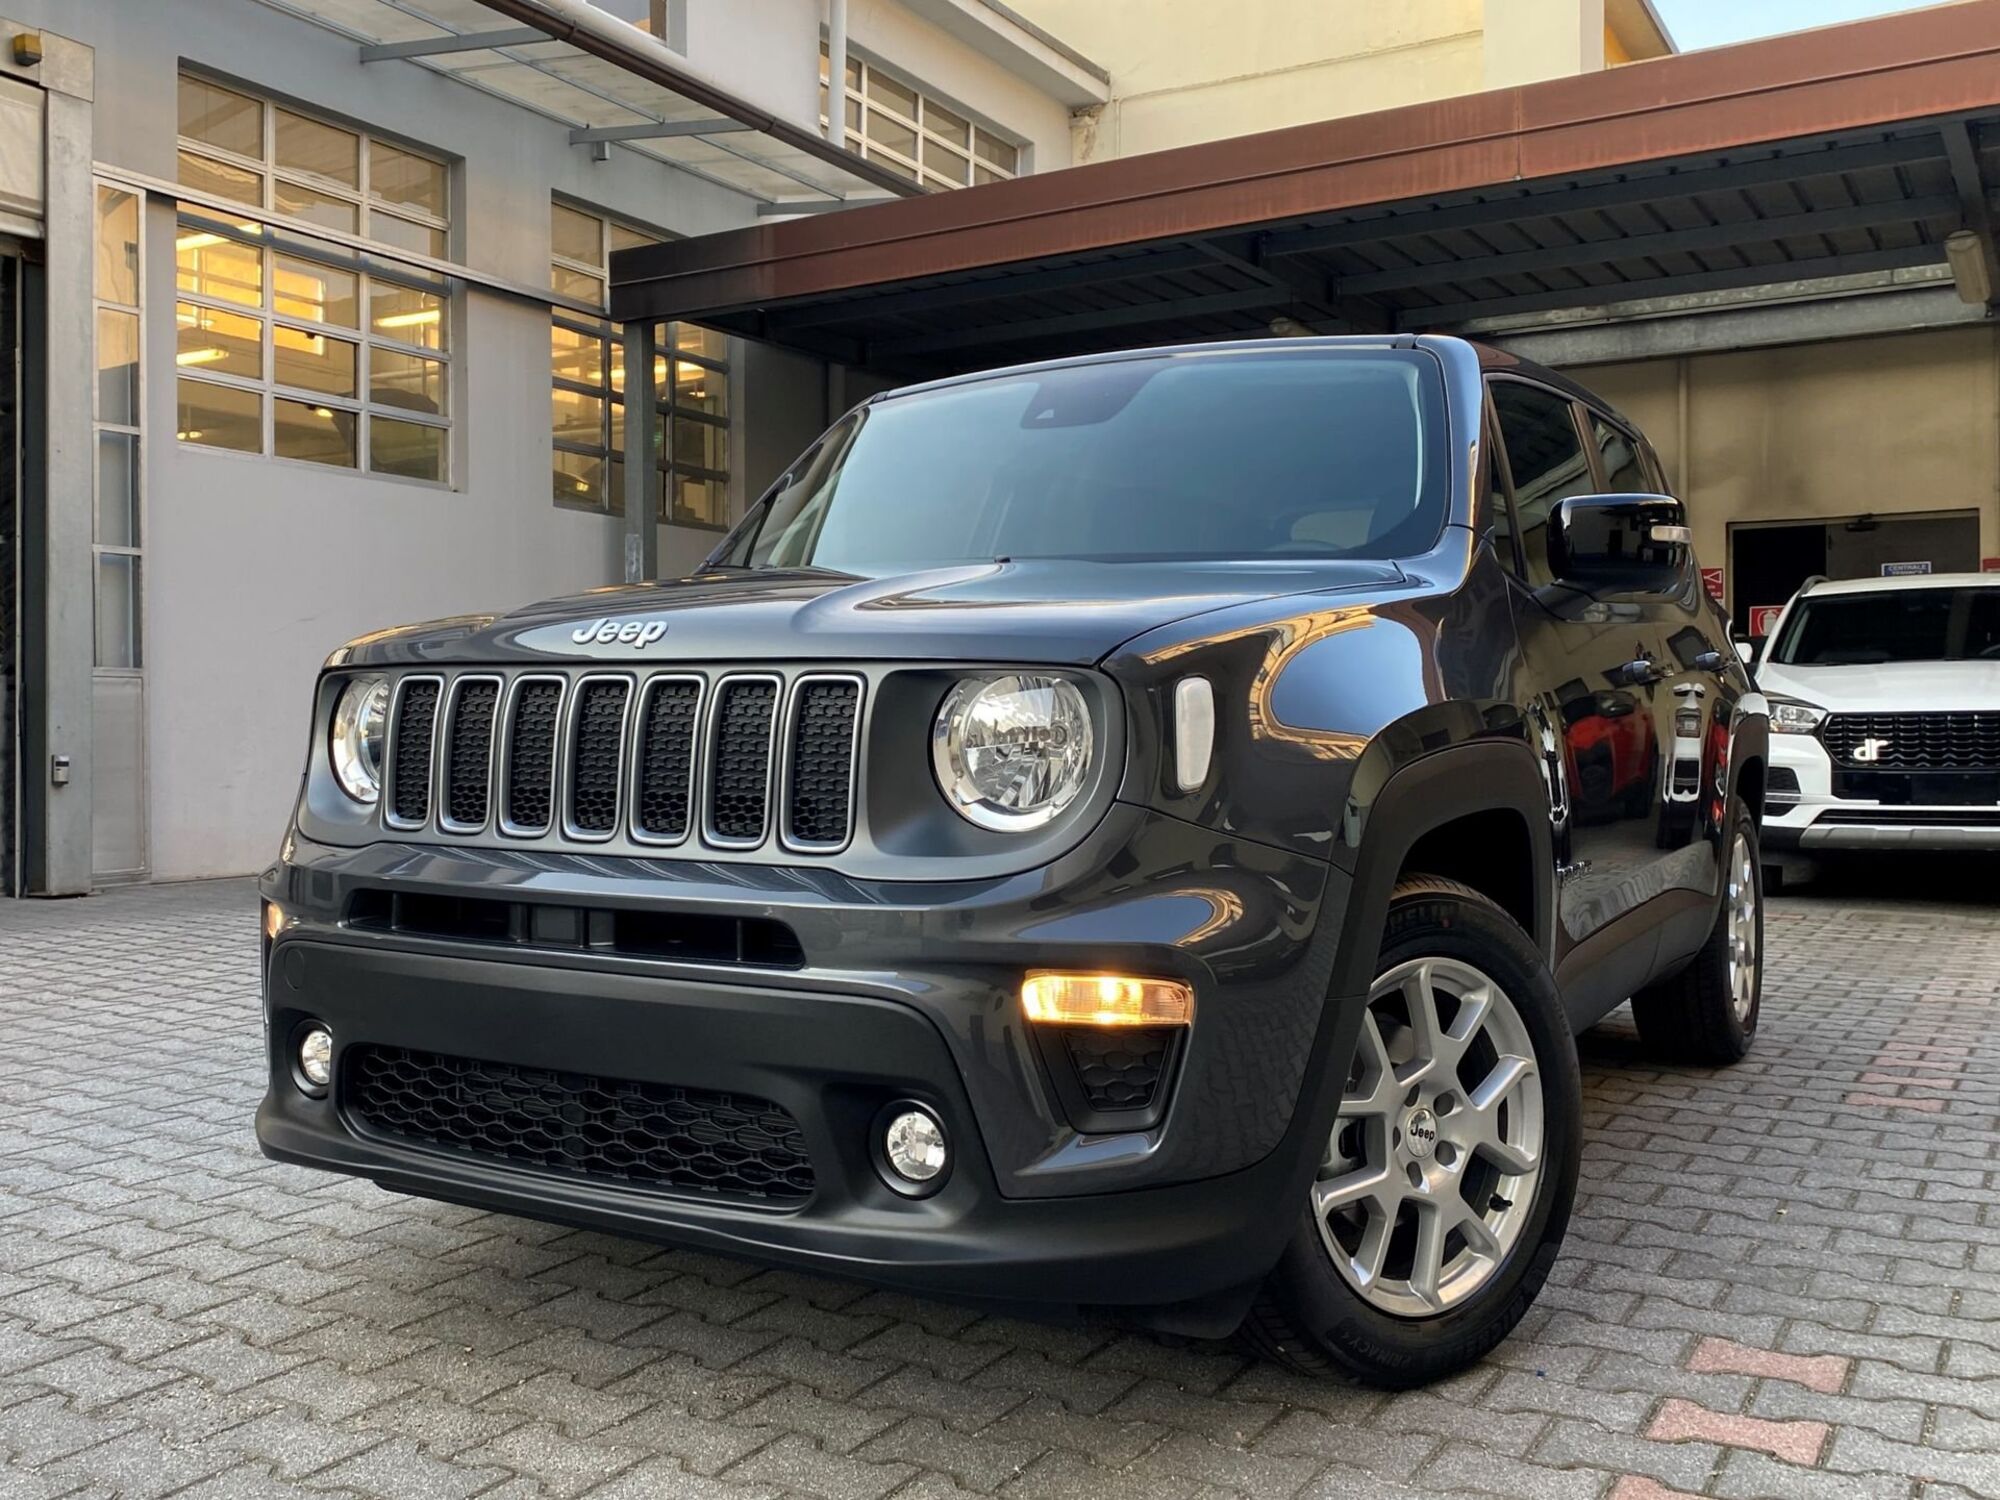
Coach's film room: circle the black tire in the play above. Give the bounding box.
[1631,800,1762,1065]
[1241,878,1582,1387]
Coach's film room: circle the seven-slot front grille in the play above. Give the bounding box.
[344,1045,816,1204]
[382,668,864,855]
[1821,712,2000,771]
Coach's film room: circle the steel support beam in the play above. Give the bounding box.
[756,199,864,216]
[622,319,659,583]
[359,27,546,61]
[1940,119,2000,307]
[568,117,749,144]
[869,286,1292,359]
[1265,135,1945,260]
[1340,194,1961,295]
[1400,244,1944,328]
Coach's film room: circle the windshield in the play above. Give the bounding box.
[711,350,1449,575]
[1770,587,2000,665]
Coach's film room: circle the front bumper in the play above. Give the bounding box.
[257,808,1359,1316]
[1763,735,2000,851]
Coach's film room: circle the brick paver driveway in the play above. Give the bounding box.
[4,863,1998,1500]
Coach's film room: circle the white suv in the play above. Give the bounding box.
[1755,573,2000,873]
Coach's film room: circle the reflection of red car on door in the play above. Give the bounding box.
[1563,689,1655,821]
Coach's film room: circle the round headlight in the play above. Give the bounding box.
[932,674,1093,832]
[330,676,390,804]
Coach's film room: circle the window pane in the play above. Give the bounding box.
[175,301,262,380]
[1491,382,1590,589]
[921,136,969,181]
[177,378,261,451]
[1590,415,1647,492]
[369,212,446,259]
[973,134,1018,172]
[95,309,139,427]
[670,357,727,418]
[551,263,605,306]
[371,417,446,482]
[609,223,659,254]
[554,449,605,507]
[95,555,142,670]
[274,179,359,234]
[551,324,606,386]
[179,76,262,158]
[370,348,446,416]
[178,149,263,209]
[177,228,263,307]
[273,326,358,397]
[95,186,140,305]
[669,474,725,528]
[553,388,606,447]
[552,202,604,267]
[866,69,917,118]
[369,140,447,217]
[276,109,358,186]
[96,432,140,549]
[973,164,1005,187]
[673,415,728,473]
[672,323,727,362]
[370,283,445,350]
[924,99,971,149]
[865,107,917,160]
[274,255,359,328]
[274,397,358,467]
[874,152,919,183]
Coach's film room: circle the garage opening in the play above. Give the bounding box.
[0,247,16,896]
[1728,509,1982,637]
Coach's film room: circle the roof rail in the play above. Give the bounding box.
[1798,574,1831,594]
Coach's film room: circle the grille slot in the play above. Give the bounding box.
[442,678,500,831]
[784,677,862,850]
[1063,1027,1177,1113]
[707,677,779,845]
[633,678,702,842]
[345,1045,815,1204]
[1822,712,2000,771]
[388,678,441,827]
[566,678,631,837]
[503,679,564,834]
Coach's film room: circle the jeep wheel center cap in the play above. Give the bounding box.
[1404,1107,1439,1160]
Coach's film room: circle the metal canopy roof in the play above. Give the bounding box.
[262,0,921,205]
[610,1,2000,379]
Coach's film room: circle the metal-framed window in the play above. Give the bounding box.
[818,44,1021,190]
[550,200,732,529]
[93,183,143,670]
[173,74,453,481]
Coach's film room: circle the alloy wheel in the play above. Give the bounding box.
[1313,957,1545,1319]
[1726,830,1759,1023]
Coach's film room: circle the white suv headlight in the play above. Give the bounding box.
[330,675,390,803]
[932,674,1092,831]
[1767,696,1826,735]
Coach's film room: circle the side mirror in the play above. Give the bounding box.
[1733,637,1759,669]
[1550,494,1691,597]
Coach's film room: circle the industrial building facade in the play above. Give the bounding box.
[4,0,1997,896]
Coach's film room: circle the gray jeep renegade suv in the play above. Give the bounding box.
[258,335,1769,1386]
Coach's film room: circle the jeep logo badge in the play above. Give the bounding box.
[1403,1107,1439,1160]
[570,618,668,649]
[1852,736,1890,763]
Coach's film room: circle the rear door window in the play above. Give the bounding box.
[1589,413,1648,493]
[1490,380,1592,588]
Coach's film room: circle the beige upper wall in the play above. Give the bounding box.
[1007,0,1660,164]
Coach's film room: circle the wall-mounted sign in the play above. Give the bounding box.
[1983,557,2000,573]
[1700,567,1725,601]
[1749,604,1784,637]
[1880,560,1932,577]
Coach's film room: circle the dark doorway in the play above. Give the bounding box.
[0,249,16,897]
[1728,510,1982,638]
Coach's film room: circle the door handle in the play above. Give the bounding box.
[1693,650,1728,673]
[1614,657,1663,686]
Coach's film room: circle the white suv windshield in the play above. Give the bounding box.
[1771,587,2000,665]
[714,350,1449,575]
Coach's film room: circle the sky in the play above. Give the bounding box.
[1653,0,1949,51]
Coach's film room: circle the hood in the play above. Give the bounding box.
[1756,658,2000,713]
[324,557,1416,670]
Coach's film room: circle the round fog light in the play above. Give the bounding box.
[297,1026,333,1089]
[881,1106,948,1190]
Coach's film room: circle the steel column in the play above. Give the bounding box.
[622,318,659,584]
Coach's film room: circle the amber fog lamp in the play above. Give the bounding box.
[1021,972,1194,1027]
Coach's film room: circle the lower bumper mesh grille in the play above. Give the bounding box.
[345,1045,815,1204]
